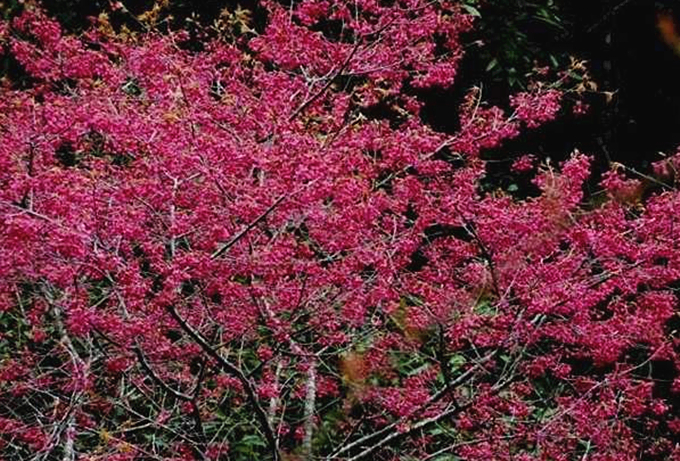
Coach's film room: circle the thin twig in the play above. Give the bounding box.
[287,42,361,122]
[211,194,287,259]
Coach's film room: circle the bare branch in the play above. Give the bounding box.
[287,42,361,122]
[166,305,281,461]
[211,194,287,259]
[301,361,317,460]
[133,346,193,401]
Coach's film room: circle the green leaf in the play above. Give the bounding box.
[236,434,267,449]
[448,354,467,370]
[462,4,481,17]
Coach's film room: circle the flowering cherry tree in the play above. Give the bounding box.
[1,1,680,460]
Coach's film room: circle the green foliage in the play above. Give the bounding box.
[463,0,569,89]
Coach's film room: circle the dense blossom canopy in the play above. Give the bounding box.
[1,1,680,460]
